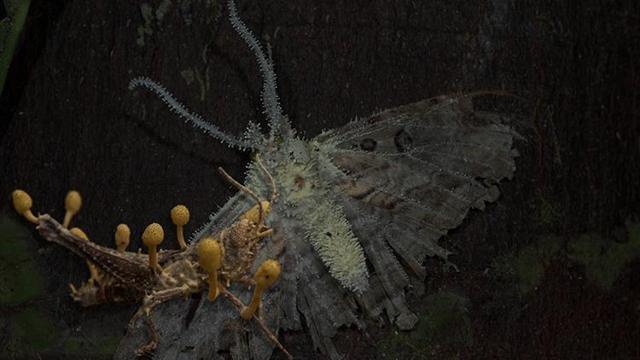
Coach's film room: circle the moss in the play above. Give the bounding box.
[0,216,45,305]
[12,306,57,351]
[96,336,121,355]
[0,0,32,92]
[378,292,472,358]
[495,220,640,293]
[567,223,640,289]
[493,235,562,294]
[63,337,84,354]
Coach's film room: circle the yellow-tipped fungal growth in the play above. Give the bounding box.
[170,205,190,250]
[11,189,38,224]
[240,201,271,225]
[115,224,130,252]
[197,237,223,301]
[70,227,100,282]
[241,259,281,320]
[142,223,164,272]
[63,190,82,228]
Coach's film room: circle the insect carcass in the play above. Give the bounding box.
[14,0,521,358]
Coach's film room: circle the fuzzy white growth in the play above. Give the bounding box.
[128,77,250,149]
[303,199,369,292]
[265,160,369,292]
[228,0,287,138]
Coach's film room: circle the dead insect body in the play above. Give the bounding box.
[10,155,290,358]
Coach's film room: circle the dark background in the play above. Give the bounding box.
[0,0,639,358]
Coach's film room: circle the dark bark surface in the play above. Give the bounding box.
[0,0,639,359]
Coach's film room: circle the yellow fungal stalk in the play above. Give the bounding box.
[197,237,223,301]
[142,223,164,272]
[241,259,281,320]
[63,190,82,228]
[170,205,190,250]
[11,189,38,224]
[114,224,130,252]
[69,227,100,282]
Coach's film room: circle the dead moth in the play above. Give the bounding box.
[118,1,520,359]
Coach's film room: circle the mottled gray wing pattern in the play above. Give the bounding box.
[316,93,519,330]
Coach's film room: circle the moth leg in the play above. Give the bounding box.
[136,317,160,358]
[128,284,192,330]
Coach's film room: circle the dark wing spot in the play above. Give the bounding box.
[359,138,377,151]
[394,129,413,152]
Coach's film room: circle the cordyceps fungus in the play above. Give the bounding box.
[114,224,130,252]
[63,191,82,228]
[142,223,164,273]
[241,259,281,320]
[11,189,38,224]
[197,237,223,301]
[170,205,190,250]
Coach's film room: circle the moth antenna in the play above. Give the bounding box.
[227,0,288,139]
[254,153,277,203]
[128,77,252,150]
[217,167,264,224]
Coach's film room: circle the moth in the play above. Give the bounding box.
[13,1,520,359]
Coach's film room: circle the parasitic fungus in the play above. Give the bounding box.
[11,189,38,224]
[170,205,190,250]
[63,190,82,228]
[114,224,130,252]
[197,237,223,301]
[241,259,281,320]
[142,223,164,273]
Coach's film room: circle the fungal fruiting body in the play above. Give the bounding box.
[170,205,190,250]
[197,237,223,301]
[11,182,289,357]
[141,223,164,273]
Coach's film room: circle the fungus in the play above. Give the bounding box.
[142,223,164,272]
[241,259,281,320]
[240,200,271,225]
[170,205,189,250]
[197,237,223,301]
[63,190,82,228]
[69,227,100,282]
[115,224,130,252]
[11,189,38,224]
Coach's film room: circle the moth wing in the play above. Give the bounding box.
[315,93,519,327]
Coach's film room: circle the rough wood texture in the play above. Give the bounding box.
[1,0,639,359]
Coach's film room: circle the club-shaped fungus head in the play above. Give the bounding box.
[11,189,38,224]
[63,190,82,228]
[197,237,223,301]
[170,205,190,250]
[241,259,281,320]
[69,227,89,240]
[142,223,164,272]
[114,224,131,252]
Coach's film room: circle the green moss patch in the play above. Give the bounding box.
[0,216,45,305]
[378,291,472,358]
